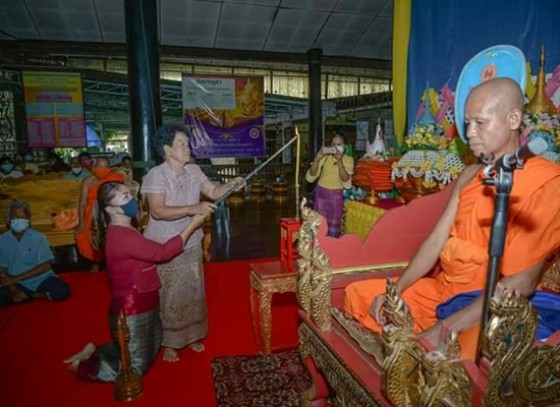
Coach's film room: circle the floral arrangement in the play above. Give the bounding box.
[391,121,464,196]
[520,112,560,152]
[392,150,465,191]
[404,123,450,151]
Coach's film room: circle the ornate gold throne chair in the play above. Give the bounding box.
[296,186,560,407]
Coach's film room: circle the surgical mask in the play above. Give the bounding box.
[1,164,14,173]
[24,154,35,163]
[93,167,112,179]
[120,198,139,218]
[71,167,83,175]
[10,218,30,233]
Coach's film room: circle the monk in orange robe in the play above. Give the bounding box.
[75,156,124,271]
[344,78,560,360]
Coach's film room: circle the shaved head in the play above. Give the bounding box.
[464,77,524,161]
[467,77,524,116]
[95,157,110,168]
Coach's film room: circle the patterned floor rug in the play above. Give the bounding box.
[212,349,311,407]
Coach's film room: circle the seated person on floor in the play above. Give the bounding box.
[0,200,70,306]
[14,151,41,175]
[48,151,71,173]
[62,156,91,180]
[344,77,560,360]
[0,157,24,181]
[78,151,94,172]
[116,155,133,185]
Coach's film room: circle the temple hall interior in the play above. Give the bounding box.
[1,1,560,406]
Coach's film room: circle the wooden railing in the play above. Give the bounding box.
[199,163,297,190]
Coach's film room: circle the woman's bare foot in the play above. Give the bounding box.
[162,347,179,363]
[189,342,205,353]
[63,342,96,372]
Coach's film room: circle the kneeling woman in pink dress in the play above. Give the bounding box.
[64,181,206,381]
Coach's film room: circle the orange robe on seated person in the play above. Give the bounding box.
[76,173,124,262]
[344,157,560,360]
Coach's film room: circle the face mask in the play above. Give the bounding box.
[120,198,139,218]
[93,167,112,179]
[335,145,345,154]
[71,167,82,175]
[1,164,14,173]
[10,218,30,233]
[24,155,35,163]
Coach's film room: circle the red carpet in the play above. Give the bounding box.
[0,259,300,407]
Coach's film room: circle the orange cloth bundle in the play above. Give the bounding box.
[52,208,79,231]
[352,157,397,191]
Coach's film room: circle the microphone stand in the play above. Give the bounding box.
[475,159,517,364]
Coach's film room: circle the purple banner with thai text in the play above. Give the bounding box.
[182,74,265,158]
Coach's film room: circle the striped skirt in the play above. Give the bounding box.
[314,185,344,238]
[76,291,162,382]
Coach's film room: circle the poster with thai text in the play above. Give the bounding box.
[22,71,86,148]
[182,75,265,158]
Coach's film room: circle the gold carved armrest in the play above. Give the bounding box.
[296,200,407,332]
[381,279,472,407]
[297,200,333,331]
[541,249,560,293]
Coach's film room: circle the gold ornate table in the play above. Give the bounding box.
[249,260,297,354]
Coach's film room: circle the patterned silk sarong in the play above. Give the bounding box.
[77,291,162,382]
[157,243,208,349]
[314,185,344,238]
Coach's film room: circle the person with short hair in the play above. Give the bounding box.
[0,156,24,181]
[62,156,91,180]
[116,156,133,185]
[141,124,243,362]
[0,200,70,306]
[344,78,560,360]
[78,151,94,172]
[14,151,41,175]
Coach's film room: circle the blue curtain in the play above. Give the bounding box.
[407,0,560,127]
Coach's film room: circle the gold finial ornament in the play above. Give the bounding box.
[525,45,556,115]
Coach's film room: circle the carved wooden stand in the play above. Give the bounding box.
[114,310,144,402]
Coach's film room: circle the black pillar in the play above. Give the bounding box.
[125,0,162,180]
[308,48,323,162]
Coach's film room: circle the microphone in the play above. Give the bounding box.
[496,137,548,171]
